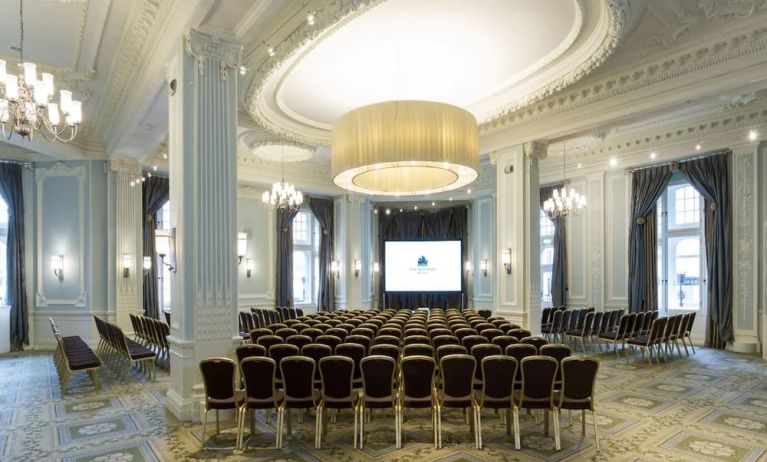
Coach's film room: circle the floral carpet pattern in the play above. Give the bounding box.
[0,347,766,461]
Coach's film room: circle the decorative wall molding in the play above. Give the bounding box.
[734,148,757,333]
[35,163,88,307]
[185,29,243,80]
[587,173,604,309]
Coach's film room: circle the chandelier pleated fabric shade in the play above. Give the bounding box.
[331,100,479,195]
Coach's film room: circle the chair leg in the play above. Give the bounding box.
[215,409,220,435]
[506,408,511,436]
[354,404,359,449]
[287,408,292,436]
[475,405,482,449]
[236,407,245,450]
[435,405,441,449]
[689,336,696,354]
[513,407,521,450]
[277,406,284,449]
[543,409,549,436]
[396,404,402,449]
[581,410,586,437]
[359,404,364,449]
[553,409,561,451]
[201,409,208,451]
[592,409,600,452]
[315,405,322,449]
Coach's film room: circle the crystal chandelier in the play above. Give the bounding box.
[0,0,82,142]
[261,146,304,211]
[543,142,586,218]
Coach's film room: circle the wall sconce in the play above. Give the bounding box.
[330,260,340,278]
[354,259,361,278]
[465,261,472,274]
[143,256,152,273]
[51,255,64,280]
[480,259,488,277]
[246,258,254,278]
[372,262,380,273]
[237,232,247,264]
[155,228,176,272]
[122,254,132,278]
[502,248,512,274]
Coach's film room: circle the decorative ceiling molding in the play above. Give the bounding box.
[244,0,630,146]
[482,17,767,134]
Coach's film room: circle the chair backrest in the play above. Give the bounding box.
[480,328,504,341]
[550,310,563,331]
[346,334,372,352]
[649,317,667,343]
[480,355,517,405]
[461,334,487,352]
[319,356,355,401]
[199,358,237,403]
[274,327,299,341]
[559,311,572,334]
[432,334,460,350]
[520,356,558,404]
[280,356,316,404]
[509,328,532,339]
[256,334,283,352]
[268,344,300,379]
[335,342,366,380]
[401,356,436,402]
[236,344,266,363]
[374,335,401,346]
[241,357,278,404]
[326,328,348,341]
[440,354,476,399]
[505,343,537,384]
[616,314,632,337]
[361,355,397,401]
[581,312,595,336]
[403,343,434,358]
[286,334,312,351]
[379,327,402,338]
[404,335,431,346]
[520,336,548,353]
[470,344,502,380]
[369,344,400,364]
[453,327,476,340]
[300,327,323,341]
[492,335,518,351]
[301,343,332,380]
[558,357,599,409]
[541,307,551,327]
[316,334,342,352]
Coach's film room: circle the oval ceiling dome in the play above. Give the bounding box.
[248,0,626,145]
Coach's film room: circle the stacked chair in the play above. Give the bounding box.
[94,316,156,380]
[199,307,599,454]
[49,317,101,393]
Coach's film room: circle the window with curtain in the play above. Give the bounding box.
[0,198,8,305]
[540,209,555,306]
[657,181,706,312]
[156,200,171,312]
[292,208,320,306]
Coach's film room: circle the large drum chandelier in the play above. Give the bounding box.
[331,100,479,196]
[261,146,304,211]
[0,0,82,142]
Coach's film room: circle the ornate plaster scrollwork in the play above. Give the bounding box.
[185,29,243,80]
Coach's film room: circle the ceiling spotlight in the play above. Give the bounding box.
[267,47,275,57]
[577,163,582,168]
[399,208,403,212]
[650,151,657,159]
[609,157,618,167]
[449,197,453,201]
[374,209,378,214]
[467,189,472,194]
[414,205,418,210]
[749,130,758,141]
[695,144,702,151]
[385,208,391,215]
[431,201,435,206]
[307,12,316,25]
[239,66,247,75]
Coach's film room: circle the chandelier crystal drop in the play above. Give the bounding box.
[261,146,304,211]
[0,0,82,142]
[542,142,587,218]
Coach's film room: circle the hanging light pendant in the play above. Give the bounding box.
[543,142,587,218]
[331,100,479,196]
[261,146,304,211]
[0,0,82,142]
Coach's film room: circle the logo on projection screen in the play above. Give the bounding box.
[417,256,428,267]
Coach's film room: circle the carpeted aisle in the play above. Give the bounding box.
[0,347,765,461]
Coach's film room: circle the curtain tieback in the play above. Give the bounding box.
[636,217,646,225]
[709,203,717,211]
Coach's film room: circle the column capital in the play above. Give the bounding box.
[523,141,548,161]
[109,158,142,174]
[185,29,242,79]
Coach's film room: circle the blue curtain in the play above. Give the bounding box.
[680,153,732,348]
[308,197,334,311]
[378,206,468,309]
[540,184,567,308]
[628,166,672,312]
[0,164,28,350]
[142,177,169,319]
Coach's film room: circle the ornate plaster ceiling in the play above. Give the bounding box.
[247,0,629,145]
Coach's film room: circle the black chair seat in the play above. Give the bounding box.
[597,332,619,340]
[208,390,246,409]
[362,395,396,408]
[245,391,284,409]
[627,337,650,346]
[69,355,101,370]
[437,390,472,408]
[566,329,584,337]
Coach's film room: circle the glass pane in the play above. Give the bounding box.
[540,210,554,237]
[672,185,701,227]
[293,250,309,303]
[157,201,170,230]
[668,236,701,310]
[293,212,309,244]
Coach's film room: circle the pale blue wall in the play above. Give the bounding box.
[237,196,273,309]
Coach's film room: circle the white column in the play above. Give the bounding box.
[166,29,242,421]
[586,172,605,310]
[495,142,544,331]
[110,160,144,331]
[732,143,759,353]
[335,195,373,310]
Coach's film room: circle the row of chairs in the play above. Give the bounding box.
[49,318,101,393]
[202,307,599,452]
[129,313,169,366]
[239,307,306,335]
[93,316,157,380]
[624,313,696,364]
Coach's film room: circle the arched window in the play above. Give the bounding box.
[292,209,320,306]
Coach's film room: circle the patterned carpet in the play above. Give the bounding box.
[0,346,766,462]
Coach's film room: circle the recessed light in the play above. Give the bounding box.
[577,163,582,168]
[399,208,403,212]
[749,130,758,141]
[650,151,657,159]
[385,208,390,215]
[414,205,418,210]
[307,12,316,25]
[267,47,275,57]
[431,202,435,206]
[467,189,472,194]
[449,197,453,201]
[374,209,378,214]
[695,144,701,151]
[239,66,247,75]
[609,157,618,167]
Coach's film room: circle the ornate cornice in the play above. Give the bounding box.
[483,18,767,133]
[523,141,549,161]
[109,158,142,174]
